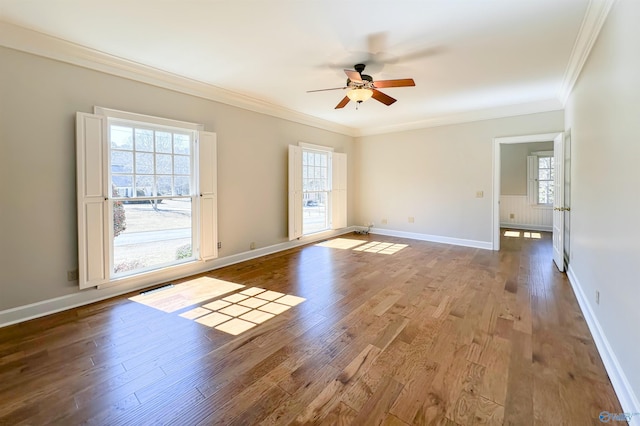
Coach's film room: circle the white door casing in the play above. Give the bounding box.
[552,133,565,272]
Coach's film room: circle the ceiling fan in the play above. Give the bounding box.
[308,63,415,109]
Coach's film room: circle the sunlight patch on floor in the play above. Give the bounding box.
[315,238,367,249]
[352,241,408,255]
[504,230,543,239]
[179,286,306,335]
[129,277,244,312]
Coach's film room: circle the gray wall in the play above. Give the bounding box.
[565,0,640,405]
[355,111,563,244]
[0,47,354,310]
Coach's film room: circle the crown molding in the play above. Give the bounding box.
[2,19,574,139]
[558,0,616,105]
[355,98,564,137]
[0,20,357,137]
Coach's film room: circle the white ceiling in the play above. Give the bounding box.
[1,0,596,135]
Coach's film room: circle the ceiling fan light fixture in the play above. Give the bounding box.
[347,88,373,103]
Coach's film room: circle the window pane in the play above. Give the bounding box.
[135,152,154,174]
[539,181,554,204]
[112,150,133,173]
[174,176,190,195]
[113,198,193,276]
[111,125,133,150]
[174,155,190,175]
[112,175,132,196]
[156,131,172,153]
[539,157,551,169]
[135,129,154,152]
[135,175,153,197]
[539,169,552,180]
[156,176,172,196]
[156,154,173,174]
[303,191,328,234]
[174,134,190,155]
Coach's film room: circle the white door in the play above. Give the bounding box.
[552,133,565,272]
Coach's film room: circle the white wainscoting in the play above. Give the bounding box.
[500,195,552,231]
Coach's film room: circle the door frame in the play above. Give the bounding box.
[492,132,563,251]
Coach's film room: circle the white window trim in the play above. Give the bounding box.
[76,109,217,290]
[298,141,334,152]
[94,106,204,131]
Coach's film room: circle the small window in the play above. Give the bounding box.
[527,151,554,206]
[537,155,554,205]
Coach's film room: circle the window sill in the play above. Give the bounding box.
[96,258,205,291]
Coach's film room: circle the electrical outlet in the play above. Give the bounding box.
[67,269,79,281]
[408,217,415,223]
[217,242,222,249]
[250,242,256,250]
[509,213,515,219]
[596,290,600,305]
[381,218,388,225]
[476,190,484,198]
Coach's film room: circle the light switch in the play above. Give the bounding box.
[476,191,484,198]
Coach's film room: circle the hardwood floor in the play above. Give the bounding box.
[0,231,623,425]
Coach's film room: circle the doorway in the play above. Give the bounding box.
[492,132,567,271]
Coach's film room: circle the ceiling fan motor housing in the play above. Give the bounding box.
[347,74,373,88]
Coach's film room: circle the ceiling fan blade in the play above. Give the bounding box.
[307,87,347,93]
[335,96,350,109]
[373,78,416,88]
[371,89,397,106]
[344,69,363,83]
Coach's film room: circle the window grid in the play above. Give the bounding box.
[301,149,330,234]
[110,124,193,199]
[538,156,554,205]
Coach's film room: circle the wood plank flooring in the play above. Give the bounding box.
[0,231,624,425]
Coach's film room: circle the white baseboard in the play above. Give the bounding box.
[567,266,640,425]
[369,228,492,250]
[500,223,553,232]
[0,227,356,328]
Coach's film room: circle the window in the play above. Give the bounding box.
[527,151,554,206]
[76,108,217,289]
[302,149,330,234]
[109,122,196,277]
[536,155,554,204]
[288,143,347,240]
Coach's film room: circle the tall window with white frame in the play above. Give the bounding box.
[537,155,555,205]
[109,121,197,276]
[302,148,330,235]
